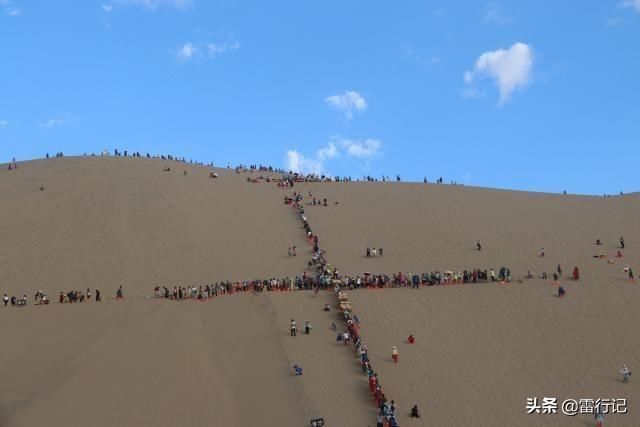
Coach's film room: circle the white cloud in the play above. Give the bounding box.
[177,42,196,60]
[285,137,382,174]
[6,7,19,15]
[286,150,325,175]
[464,42,534,104]
[206,41,240,58]
[102,4,113,12]
[40,119,63,129]
[317,141,338,160]
[176,41,239,62]
[339,138,381,159]
[0,119,8,128]
[325,90,367,119]
[620,0,640,13]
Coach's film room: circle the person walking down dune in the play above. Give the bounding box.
[620,365,631,383]
[392,346,399,363]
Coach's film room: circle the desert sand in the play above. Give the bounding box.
[1,156,638,426]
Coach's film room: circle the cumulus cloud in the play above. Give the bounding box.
[620,0,640,13]
[464,42,534,104]
[102,4,113,12]
[325,90,367,119]
[177,42,196,60]
[40,118,63,129]
[285,137,382,174]
[0,119,8,128]
[286,150,325,175]
[339,138,381,159]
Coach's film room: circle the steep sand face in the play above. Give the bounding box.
[0,157,309,297]
[1,157,639,426]
[0,295,308,427]
[350,284,640,426]
[295,181,640,278]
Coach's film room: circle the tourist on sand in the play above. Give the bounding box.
[411,405,420,418]
[573,266,580,281]
[557,264,562,276]
[620,365,631,383]
[2,294,8,306]
[293,364,303,376]
[553,272,559,283]
[290,319,297,336]
[596,239,602,246]
[96,289,101,302]
[629,268,634,282]
[407,334,415,344]
[292,246,296,256]
[490,269,495,281]
[558,286,566,298]
[116,286,123,299]
[323,303,330,311]
[376,412,385,427]
[542,271,548,279]
[343,331,350,344]
[477,240,482,251]
[304,321,312,334]
[86,288,91,301]
[540,248,545,257]
[392,346,399,363]
[379,247,383,256]
[288,247,292,257]
[620,237,625,249]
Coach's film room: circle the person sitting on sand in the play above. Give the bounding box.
[392,346,399,363]
[558,286,566,298]
[596,239,602,246]
[293,364,303,376]
[407,334,415,344]
[411,405,420,418]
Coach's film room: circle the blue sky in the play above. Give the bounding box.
[1,0,639,194]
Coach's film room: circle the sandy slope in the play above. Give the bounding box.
[1,157,639,426]
[0,157,309,297]
[0,295,308,427]
[296,181,640,278]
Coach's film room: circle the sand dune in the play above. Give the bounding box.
[1,156,638,426]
